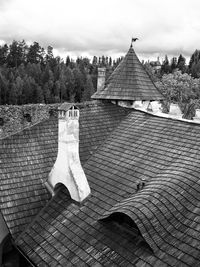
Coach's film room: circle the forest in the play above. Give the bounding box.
[0,40,200,109]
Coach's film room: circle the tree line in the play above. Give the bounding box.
[0,40,123,105]
[1,39,200,107]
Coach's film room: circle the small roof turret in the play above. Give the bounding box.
[92,42,164,101]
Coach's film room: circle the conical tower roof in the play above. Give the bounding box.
[92,45,164,101]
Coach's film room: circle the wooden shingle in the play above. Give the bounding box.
[15,109,200,266]
[0,102,128,239]
[92,46,164,101]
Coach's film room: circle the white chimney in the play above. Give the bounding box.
[169,103,183,118]
[47,103,91,202]
[97,67,106,92]
[193,109,200,122]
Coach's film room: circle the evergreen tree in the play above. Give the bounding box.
[82,74,95,101]
[21,76,31,103]
[15,76,24,104]
[7,40,25,67]
[188,50,200,78]
[171,57,177,72]
[33,85,44,103]
[65,67,75,101]
[109,57,112,66]
[9,82,18,104]
[27,42,44,64]
[188,50,200,69]
[0,44,8,65]
[0,71,8,104]
[177,54,186,73]
[66,56,71,67]
[46,46,54,61]
[43,82,51,103]
[92,56,98,65]
[73,67,84,102]
[161,55,171,75]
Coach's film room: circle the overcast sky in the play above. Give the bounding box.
[0,0,200,61]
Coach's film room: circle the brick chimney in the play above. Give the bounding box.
[47,103,91,202]
[97,67,106,92]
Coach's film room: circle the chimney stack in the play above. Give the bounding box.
[97,67,106,92]
[47,103,91,202]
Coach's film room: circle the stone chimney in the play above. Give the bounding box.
[97,67,106,92]
[47,103,91,202]
[169,103,183,118]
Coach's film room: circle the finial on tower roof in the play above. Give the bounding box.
[131,37,139,47]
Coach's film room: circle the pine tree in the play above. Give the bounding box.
[0,71,8,104]
[0,44,8,65]
[188,50,200,78]
[7,40,25,67]
[66,56,71,67]
[109,57,112,66]
[177,54,186,73]
[161,55,171,75]
[82,75,95,101]
[27,42,44,64]
[171,57,177,72]
[92,56,97,65]
[9,82,18,104]
[15,76,24,104]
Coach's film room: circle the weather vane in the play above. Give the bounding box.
[131,37,139,47]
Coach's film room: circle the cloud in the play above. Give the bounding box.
[0,0,200,60]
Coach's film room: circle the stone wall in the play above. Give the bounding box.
[0,104,60,139]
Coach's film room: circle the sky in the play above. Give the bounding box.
[0,0,200,62]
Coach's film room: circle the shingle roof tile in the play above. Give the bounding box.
[92,46,164,101]
[16,109,200,266]
[0,102,128,239]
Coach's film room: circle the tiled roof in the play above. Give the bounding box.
[0,119,57,239]
[0,102,128,239]
[92,46,164,101]
[79,102,130,164]
[16,110,200,266]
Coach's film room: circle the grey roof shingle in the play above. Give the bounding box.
[0,102,128,239]
[16,109,200,266]
[92,46,164,101]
